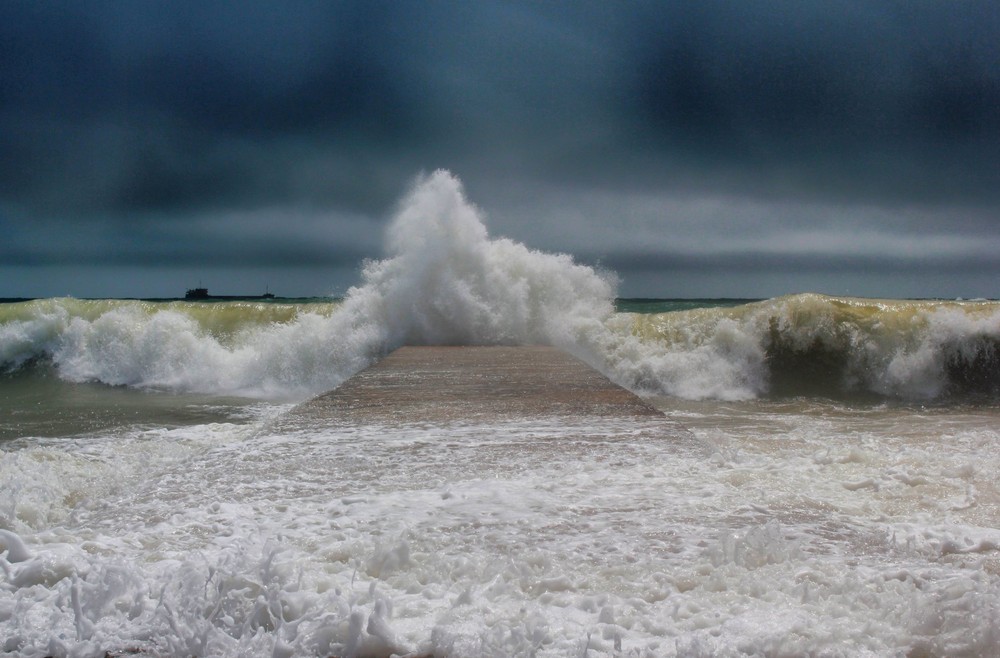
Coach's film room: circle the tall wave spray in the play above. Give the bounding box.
[343,170,618,350]
[1,171,637,397]
[321,170,770,400]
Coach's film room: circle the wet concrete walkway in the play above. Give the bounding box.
[284,346,677,427]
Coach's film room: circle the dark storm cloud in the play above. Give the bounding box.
[5,1,998,208]
[0,1,402,133]
[0,0,418,218]
[628,1,1000,203]
[1,0,998,293]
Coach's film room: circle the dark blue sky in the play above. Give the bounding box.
[2,0,998,298]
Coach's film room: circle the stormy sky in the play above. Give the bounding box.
[2,0,998,299]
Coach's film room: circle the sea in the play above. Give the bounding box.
[2,171,999,657]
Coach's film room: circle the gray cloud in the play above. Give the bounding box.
[627,2,1000,203]
[599,251,1000,276]
[1,0,998,297]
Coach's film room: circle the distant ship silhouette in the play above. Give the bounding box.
[184,287,275,300]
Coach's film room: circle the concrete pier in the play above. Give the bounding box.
[285,346,674,427]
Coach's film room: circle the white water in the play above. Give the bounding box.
[2,171,999,401]
[0,171,1000,400]
[2,171,1000,655]
[1,171,623,399]
[2,398,999,656]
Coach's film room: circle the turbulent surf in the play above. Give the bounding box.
[2,171,999,657]
[0,172,1000,399]
[2,171,997,402]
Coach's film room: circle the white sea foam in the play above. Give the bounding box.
[0,170,777,401]
[0,171,620,398]
[2,403,1000,656]
[3,172,1000,655]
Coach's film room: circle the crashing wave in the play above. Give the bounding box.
[1,171,998,401]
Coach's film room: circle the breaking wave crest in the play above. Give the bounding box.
[0,171,618,398]
[1,170,998,401]
[629,295,1000,400]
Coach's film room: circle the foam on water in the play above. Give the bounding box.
[2,171,1000,654]
[3,403,1000,655]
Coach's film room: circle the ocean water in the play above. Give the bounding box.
[2,171,999,656]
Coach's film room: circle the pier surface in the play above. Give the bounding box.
[286,346,673,427]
